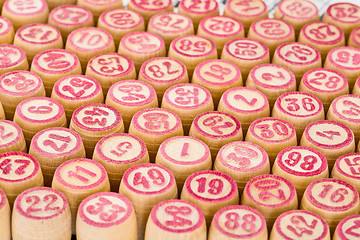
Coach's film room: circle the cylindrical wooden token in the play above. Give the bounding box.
[70,103,124,158]
[2,0,49,30]
[29,127,86,186]
[332,153,360,195]
[0,152,43,207]
[0,120,26,154]
[13,23,63,63]
[12,187,71,240]
[349,27,360,49]
[197,15,245,56]
[181,170,239,227]
[0,44,28,76]
[13,97,67,147]
[246,63,296,108]
[148,12,194,50]
[224,0,268,35]
[327,94,360,143]
[191,59,242,107]
[48,5,94,41]
[324,46,360,91]
[245,117,297,165]
[248,18,295,58]
[301,178,360,233]
[52,158,110,234]
[105,80,158,131]
[66,27,115,71]
[51,75,104,122]
[189,111,242,161]
[155,136,212,191]
[298,21,345,62]
[209,205,267,240]
[300,120,356,170]
[138,57,189,101]
[323,3,360,41]
[270,210,330,240]
[299,68,349,112]
[46,0,76,10]
[31,49,82,97]
[77,0,122,23]
[168,35,217,78]
[241,174,298,229]
[127,0,173,25]
[161,83,214,135]
[178,0,218,31]
[274,0,319,37]
[77,192,137,240]
[218,87,270,136]
[93,133,150,192]
[145,199,206,240]
[221,38,270,81]
[0,70,45,120]
[272,91,325,138]
[119,163,178,240]
[333,214,360,240]
[128,108,183,162]
[273,146,329,199]
[272,42,322,85]
[214,141,270,195]
[0,188,10,240]
[0,16,14,44]
[97,8,145,51]
[118,31,166,73]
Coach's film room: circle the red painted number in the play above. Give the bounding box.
[26,194,60,213]
[254,179,286,201]
[318,184,349,203]
[164,205,192,227]
[195,177,224,195]
[202,115,234,134]
[133,168,165,189]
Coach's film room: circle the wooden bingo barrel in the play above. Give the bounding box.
[48,5,94,40]
[127,0,173,25]
[77,0,122,23]
[218,87,270,135]
[161,83,213,135]
[145,199,206,240]
[192,59,242,107]
[106,80,158,131]
[214,141,270,195]
[241,174,298,229]
[148,12,194,50]
[12,187,71,240]
[208,205,267,240]
[301,178,360,233]
[0,44,28,76]
[119,163,178,240]
[66,27,115,71]
[13,23,63,63]
[13,97,67,147]
[70,103,124,158]
[52,158,110,234]
[246,63,296,108]
[168,35,217,78]
[272,42,322,85]
[270,210,330,240]
[0,120,26,153]
[0,70,45,120]
[299,68,349,112]
[0,16,14,44]
[0,152,43,207]
[93,133,150,192]
[51,75,104,122]
[29,127,86,186]
[349,27,360,49]
[181,170,239,227]
[333,214,360,240]
[0,188,10,240]
[155,136,212,191]
[31,49,82,97]
[138,57,189,101]
[128,108,183,162]
[189,111,242,160]
[221,38,270,81]
[76,192,137,240]
[272,146,329,199]
[97,8,145,51]
[224,0,268,34]
[332,153,360,195]
[85,53,136,96]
